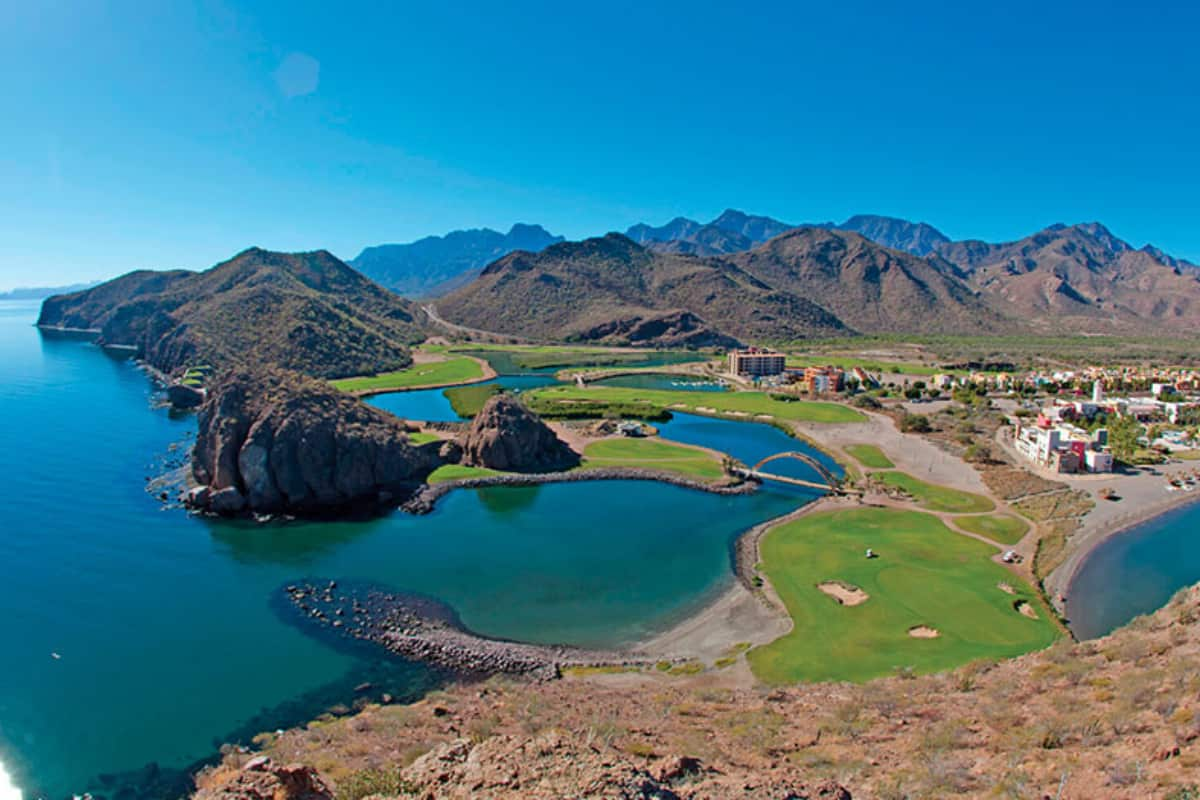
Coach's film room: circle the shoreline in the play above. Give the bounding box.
[401,466,756,514]
[1050,488,1200,617]
[637,495,844,662]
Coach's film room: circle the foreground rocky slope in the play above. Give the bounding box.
[38,247,425,379]
[196,584,1200,798]
[189,369,441,515]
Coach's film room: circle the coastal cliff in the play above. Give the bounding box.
[188,369,441,515]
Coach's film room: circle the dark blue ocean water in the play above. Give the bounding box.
[0,302,809,798]
[1068,500,1200,640]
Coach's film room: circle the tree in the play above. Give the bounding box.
[1107,414,1143,463]
[899,413,932,433]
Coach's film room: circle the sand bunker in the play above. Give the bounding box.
[908,625,940,639]
[997,582,1015,595]
[1014,600,1039,619]
[817,581,869,606]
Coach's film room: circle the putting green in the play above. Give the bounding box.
[953,514,1029,545]
[845,443,894,469]
[527,385,864,424]
[875,471,994,513]
[748,508,1059,683]
[581,437,724,481]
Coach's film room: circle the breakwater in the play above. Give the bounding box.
[402,467,756,514]
[284,581,661,679]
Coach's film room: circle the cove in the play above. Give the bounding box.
[1067,500,1200,640]
[0,301,811,798]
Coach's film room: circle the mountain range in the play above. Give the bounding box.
[435,210,1200,344]
[38,248,425,379]
[350,223,562,297]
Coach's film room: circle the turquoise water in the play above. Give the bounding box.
[367,374,556,422]
[1068,500,1200,640]
[0,302,807,798]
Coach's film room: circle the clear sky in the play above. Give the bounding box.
[3,0,1198,290]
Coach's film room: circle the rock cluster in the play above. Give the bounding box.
[193,756,331,800]
[284,581,651,680]
[187,368,440,515]
[458,394,579,472]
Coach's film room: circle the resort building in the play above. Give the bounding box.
[1012,417,1114,474]
[728,348,786,377]
[802,366,845,395]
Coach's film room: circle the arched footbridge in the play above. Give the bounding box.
[733,451,851,493]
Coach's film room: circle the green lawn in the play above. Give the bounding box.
[875,471,995,513]
[443,383,502,417]
[748,508,1059,683]
[426,464,505,484]
[952,514,1029,545]
[581,437,725,481]
[845,443,894,469]
[785,355,943,376]
[406,431,441,445]
[526,385,864,424]
[329,357,485,393]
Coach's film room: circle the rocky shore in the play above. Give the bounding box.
[402,467,755,514]
[283,581,659,679]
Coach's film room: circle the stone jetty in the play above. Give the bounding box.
[283,581,659,680]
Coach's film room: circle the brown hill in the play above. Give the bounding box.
[729,227,1012,335]
[439,229,1011,344]
[38,248,425,379]
[436,233,848,345]
[939,223,1200,332]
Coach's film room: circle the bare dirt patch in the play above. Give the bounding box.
[908,625,940,639]
[1015,600,1039,619]
[817,581,869,607]
[997,582,1015,595]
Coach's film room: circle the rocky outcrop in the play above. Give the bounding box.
[458,395,579,472]
[194,757,331,800]
[188,369,440,515]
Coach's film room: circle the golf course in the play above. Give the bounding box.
[526,384,866,424]
[748,507,1059,684]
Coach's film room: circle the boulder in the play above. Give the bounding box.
[189,368,442,515]
[458,395,579,472]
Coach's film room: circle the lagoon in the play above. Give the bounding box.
[0,302,808,798]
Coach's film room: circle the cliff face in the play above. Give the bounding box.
[459,395,579,472]
[189,369,441,515]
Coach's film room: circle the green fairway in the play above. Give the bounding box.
[845,443,894,469]
[876,471,995,513]
[443,383,502,416]
[748,508,1059,683]
[785,355,943,376]
[581,437,725,481]
[427,464,505,484]
[526,385,864,424]
[329,356,486,393]
[952,514,1029,545]
[406,431,441,445]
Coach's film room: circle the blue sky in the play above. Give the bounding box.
[3,0,1198,289]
